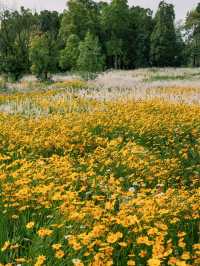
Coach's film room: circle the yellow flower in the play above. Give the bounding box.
[137,236,153,246]
[52,243,62,250]
[148,258,161,266]
[178,239,186,249]
[10,244,19,249]
[118,242,127,247]
[147,227,159,236]
[107,232,123,244]
[1,241,10,252]
[168,257,178,265]
[72,259,84,266]
[175,261,189,266]
[15,258,26,263]
[181,252,190,260]
[0,83,200,266]
[68,237,82,251]
[12,215,19,219]
[26,221,35,229]
[55,249,65,259]
[193,244,200,250]
[178,232,186,238]
[127,260,135,266]
[35,255,46,266]
[105,261,113,266]
[37,228,53,238]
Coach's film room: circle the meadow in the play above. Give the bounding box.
[0,69,200,266]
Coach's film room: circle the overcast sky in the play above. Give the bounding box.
[1,0,198,20]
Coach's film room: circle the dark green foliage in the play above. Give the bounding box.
[77,32,105,78]
[29,33,58,80]
[37,10,60,38]
[0,1,197,76]
[59,0,100,42]
[185,3,200,66]
[101,0,130,69]
[129,7,153,68]
[150,1,179,67]
[175,23,187,66]
[0,7,36,81]
[59,34,80,71]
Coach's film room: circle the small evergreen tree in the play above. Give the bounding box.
[29,33,58,80]
[59,34,80,71]
[77,32,104,78]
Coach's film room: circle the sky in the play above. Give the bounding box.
[0,0,198,21]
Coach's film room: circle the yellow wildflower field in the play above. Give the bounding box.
[0,82,199,266]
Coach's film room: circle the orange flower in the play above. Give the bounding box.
[139,250,147,257]
[55,249,65,259]
[35,255,46,266]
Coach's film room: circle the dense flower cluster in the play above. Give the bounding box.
[0,86,199,265]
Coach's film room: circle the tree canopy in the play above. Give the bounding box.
[150,1,178,67]
[185,3,200,66]
[59,34,80,71]
[29,33,58,80]
[77,31,105,76]
[0,7,36,80]
[0,1,198,80]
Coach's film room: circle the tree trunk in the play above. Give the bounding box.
[114,55,118,69]
[44,71,48,80]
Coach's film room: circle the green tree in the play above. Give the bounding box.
[59,34,80,71]
[29,33,58,80]
[175,22,186,66]
[0,7,36,80]
[185,3,200,66]
[77,32,104,77]
[59,0,100,43]
[101,0,129,69]
[150,1,178,66]
[129,6,153,68]
[37,10,60,38]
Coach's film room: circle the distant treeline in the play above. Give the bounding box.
[0,0,200,80]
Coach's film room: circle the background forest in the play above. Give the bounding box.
[0,0,200,80]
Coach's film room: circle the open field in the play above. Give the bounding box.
[0,69,200,266]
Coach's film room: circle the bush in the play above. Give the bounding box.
[0,77,7,92]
